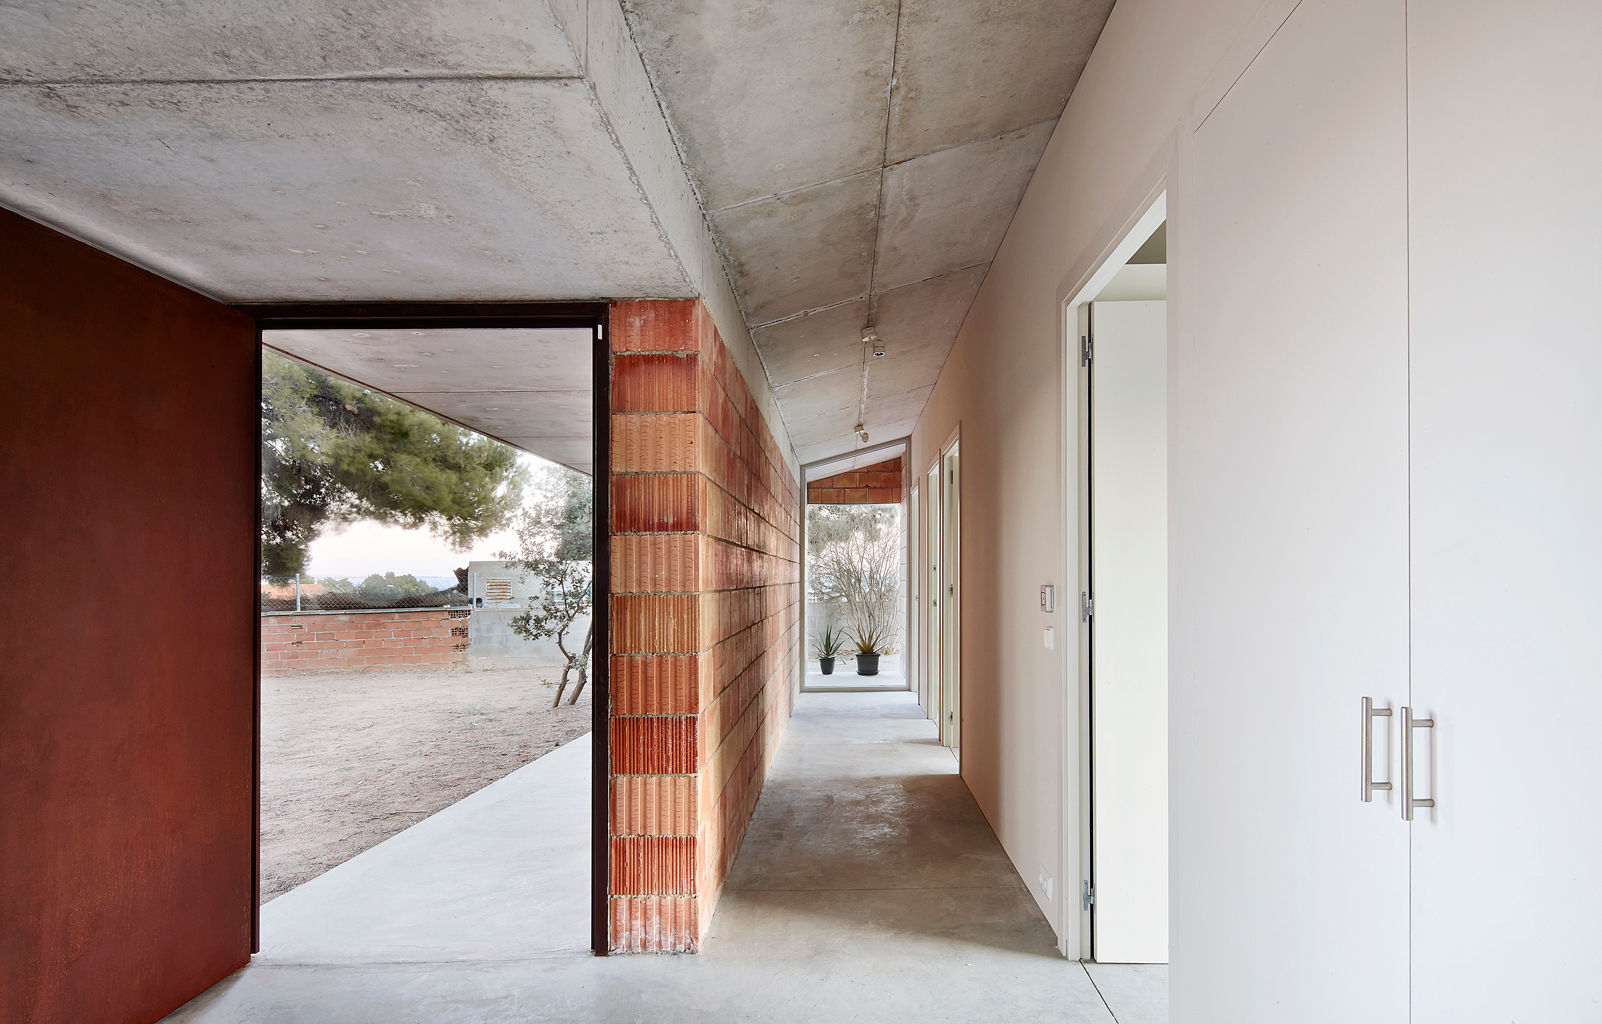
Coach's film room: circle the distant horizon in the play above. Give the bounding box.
[294,451,548,580]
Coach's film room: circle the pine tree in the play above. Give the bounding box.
[260,349,526,580]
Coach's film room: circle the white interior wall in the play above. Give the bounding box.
[913,3,1602,1017]
[909,0,1276,943]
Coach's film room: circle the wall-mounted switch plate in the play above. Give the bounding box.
[1038,868,1054,903]
[1044,626,1055,650]
[1040,584,1055,612]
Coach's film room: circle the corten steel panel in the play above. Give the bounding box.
[0,209,258,1023]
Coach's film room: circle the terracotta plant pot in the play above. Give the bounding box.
[819,656,836,675]
[856,653,881,676]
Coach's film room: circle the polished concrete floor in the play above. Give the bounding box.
[163,690,1165,1023]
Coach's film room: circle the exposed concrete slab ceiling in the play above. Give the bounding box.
[0,2,691,302]
[622,0,1115,462]
[0,0,802,473]
[266,328,595,476]
[804,442,907,483]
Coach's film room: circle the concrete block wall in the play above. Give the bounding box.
[607,299,801,952]
[806,455,904,504]
[259,609,469,673]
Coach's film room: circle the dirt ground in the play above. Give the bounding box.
[260,663,592,903]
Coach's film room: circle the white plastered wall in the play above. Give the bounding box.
[908,0,1296,951]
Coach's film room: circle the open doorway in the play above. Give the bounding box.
[248,306,610,959]
[801,441,910,693]
[938,437,962,753]
[1073,204,1169,967]
[919,431,962,753]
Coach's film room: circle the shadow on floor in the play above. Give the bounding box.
[163,690,1163,1022]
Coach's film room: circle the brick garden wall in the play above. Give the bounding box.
[607,299,802,952]
[260,609,470,674]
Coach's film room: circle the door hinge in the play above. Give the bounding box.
[1082,880,1095,910]
[1080,333,1093,367]
[1080,592,1094,621]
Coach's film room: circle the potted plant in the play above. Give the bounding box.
[812,626,844,675]
[849,623,894,676]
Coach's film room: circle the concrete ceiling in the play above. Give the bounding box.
[0,0,693,302]
[623,0,1116,461]
[1,0,1116,469]
[266,328,594,476]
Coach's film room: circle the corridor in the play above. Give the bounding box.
[163,690,1162,1022]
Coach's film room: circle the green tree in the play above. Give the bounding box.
[260,349,526,580]
[502,465,594,706]
[353,572,434,603]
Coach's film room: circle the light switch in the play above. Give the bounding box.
[1040,584,1055,613]
[1044,626,1055,650]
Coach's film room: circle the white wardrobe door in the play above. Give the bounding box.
[1171,0,1410,1020]
[1407,3,1602,1020]
[1090,300,1169,965]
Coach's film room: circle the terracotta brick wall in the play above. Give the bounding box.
[607,299,801,952]
[259,609,470,673]
[806,455,904,504]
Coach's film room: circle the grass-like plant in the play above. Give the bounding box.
[848,622,896,656]
[812,625,846,659]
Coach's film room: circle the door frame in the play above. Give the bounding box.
[242,301,612,957]
[908,482,921,708]
[924,456,943,728]
[796,436,913,695]
[1056,186,1171,960]
[938,430,962,754]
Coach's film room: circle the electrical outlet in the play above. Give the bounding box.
[1038,868,1054,903]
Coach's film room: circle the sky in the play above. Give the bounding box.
[302,451,545,582]
[303,519,520,582]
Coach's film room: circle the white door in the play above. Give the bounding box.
[1172,0,1411,1019]
[1407,2,1602,1019]
[909,484,921,708]
[926,461,942,728]
[1087,300,1168,964]
[941,444,961,753]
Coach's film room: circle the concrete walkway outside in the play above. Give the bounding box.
[803,651,909,692]
[164,690,1164,1023]
[258,731,592,963]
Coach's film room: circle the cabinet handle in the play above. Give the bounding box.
[1361,697,1393,802]
[1400,706,1435,821]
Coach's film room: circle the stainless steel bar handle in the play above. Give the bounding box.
[1400,706,1436,821]
[1361,697,1393,802]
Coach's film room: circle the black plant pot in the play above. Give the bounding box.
[856,653,881,676]
[819,656,836,675]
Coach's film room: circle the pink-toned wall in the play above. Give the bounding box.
[260,609,470,674]
[0,209,258,1024]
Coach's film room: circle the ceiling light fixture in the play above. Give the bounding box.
[862,325,884,357]
[854,422,870,443]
